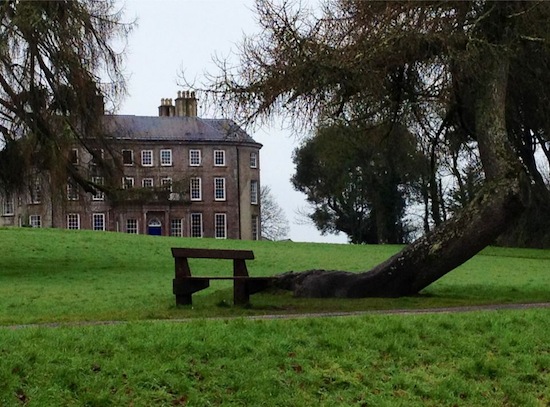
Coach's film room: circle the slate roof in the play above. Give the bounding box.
[102,115,260,145]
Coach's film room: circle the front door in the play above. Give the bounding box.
[148,219,162,236]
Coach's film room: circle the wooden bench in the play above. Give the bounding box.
[171,248,275,305]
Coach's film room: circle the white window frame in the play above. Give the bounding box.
[142,178,154,188]
[90,149,104,167]
[170,219,183,237]
[141,150,153,167]
[122,149,134,166]
[29,215,41,228]
[190,213,203,238]
[250,180,258,205]
[250,152,258,168]
[189,149,201,166]
[190,177,202,201]
[31,177,42,204]
[91,176,104,201]
[2,196,14,216]
[214,213,227,239]
[122,177,135,189]
[67,213,80,230]
[92,213,105,231]
[214,150,226,166]
[161,177,173,192]
[67,181,79,201]
[70,148,79,165]
[160,149,173,166]
[252,215,259,240]
[214,177,226,201]
[126,218,138,234]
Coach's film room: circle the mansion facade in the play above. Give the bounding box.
[0,92,262,240]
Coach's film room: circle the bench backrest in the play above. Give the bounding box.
[171,248,254,260]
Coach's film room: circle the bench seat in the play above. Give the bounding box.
[171,248,275,305]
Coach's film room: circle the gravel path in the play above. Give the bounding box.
[2,302,550,330]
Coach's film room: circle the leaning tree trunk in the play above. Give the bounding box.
[275,50,528,298]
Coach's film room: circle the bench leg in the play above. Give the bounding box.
[175,294,193,306]
[173,279,210,306]
[233,279,249,305]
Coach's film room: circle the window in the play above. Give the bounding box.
[190,177,202,201]
[250,152,258,168]
[142,178,154,188]
[215,213,227,239]
[92,213,105,231]
[122,149,134,166]
[2,196,14,216]
[122,177,135,189]
[67,181,79,201]
[126,218,138,234]
[160,149,172,166]
[190,213,203,237]
[189,149,201,166]
[70,149,79,165]
[31,177,42,204]
[170,219,183,237]
[252,215,259,240]
[91,176,104,201]
[90,149,104,168]
[250,180,258,205]
[29,215,41,228]
[67,213,80,230]
[161,177,172,191]
[214,150,225,166]
[214,177,226,201]
[141,150,153,167]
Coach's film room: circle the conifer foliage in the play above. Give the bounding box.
[211,1,550,297]
[0,0,131,193]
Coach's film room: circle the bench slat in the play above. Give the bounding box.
[174,276,275,281]
[171,247,254,260]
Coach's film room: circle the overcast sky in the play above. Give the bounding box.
[117,0,347,243]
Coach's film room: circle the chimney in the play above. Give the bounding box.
[172,90,198,117]
[158,98,175,117]
[187,91,198,117]
[94,93,105,115]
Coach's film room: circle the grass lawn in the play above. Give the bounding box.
[0,227,549,406]
[1,227,549,325]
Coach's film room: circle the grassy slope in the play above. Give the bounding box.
[1,228,549,406]
[1,227,550,324]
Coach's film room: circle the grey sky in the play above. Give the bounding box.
[118,0,346,243]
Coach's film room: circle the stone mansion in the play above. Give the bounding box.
[0,92,262,240]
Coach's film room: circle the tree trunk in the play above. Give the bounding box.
[274,50,528,298]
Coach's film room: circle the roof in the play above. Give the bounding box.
[102,115,261,146]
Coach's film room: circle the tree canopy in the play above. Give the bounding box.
[0,0,131,193]
[208,0,550,297]
[292,122,425,244]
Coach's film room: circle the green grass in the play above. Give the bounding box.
[1,227,549,325]
[1,227,549,406]
[1,310,549,406]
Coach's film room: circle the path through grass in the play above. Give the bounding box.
[1,309,549,406]
[1,227,549,405]
[1,228,549,325]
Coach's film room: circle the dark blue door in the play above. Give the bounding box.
[148,226,162,236]
[148,219,162,236]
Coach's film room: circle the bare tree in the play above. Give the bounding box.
[261,185,290,241]
[207,1,550,297]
